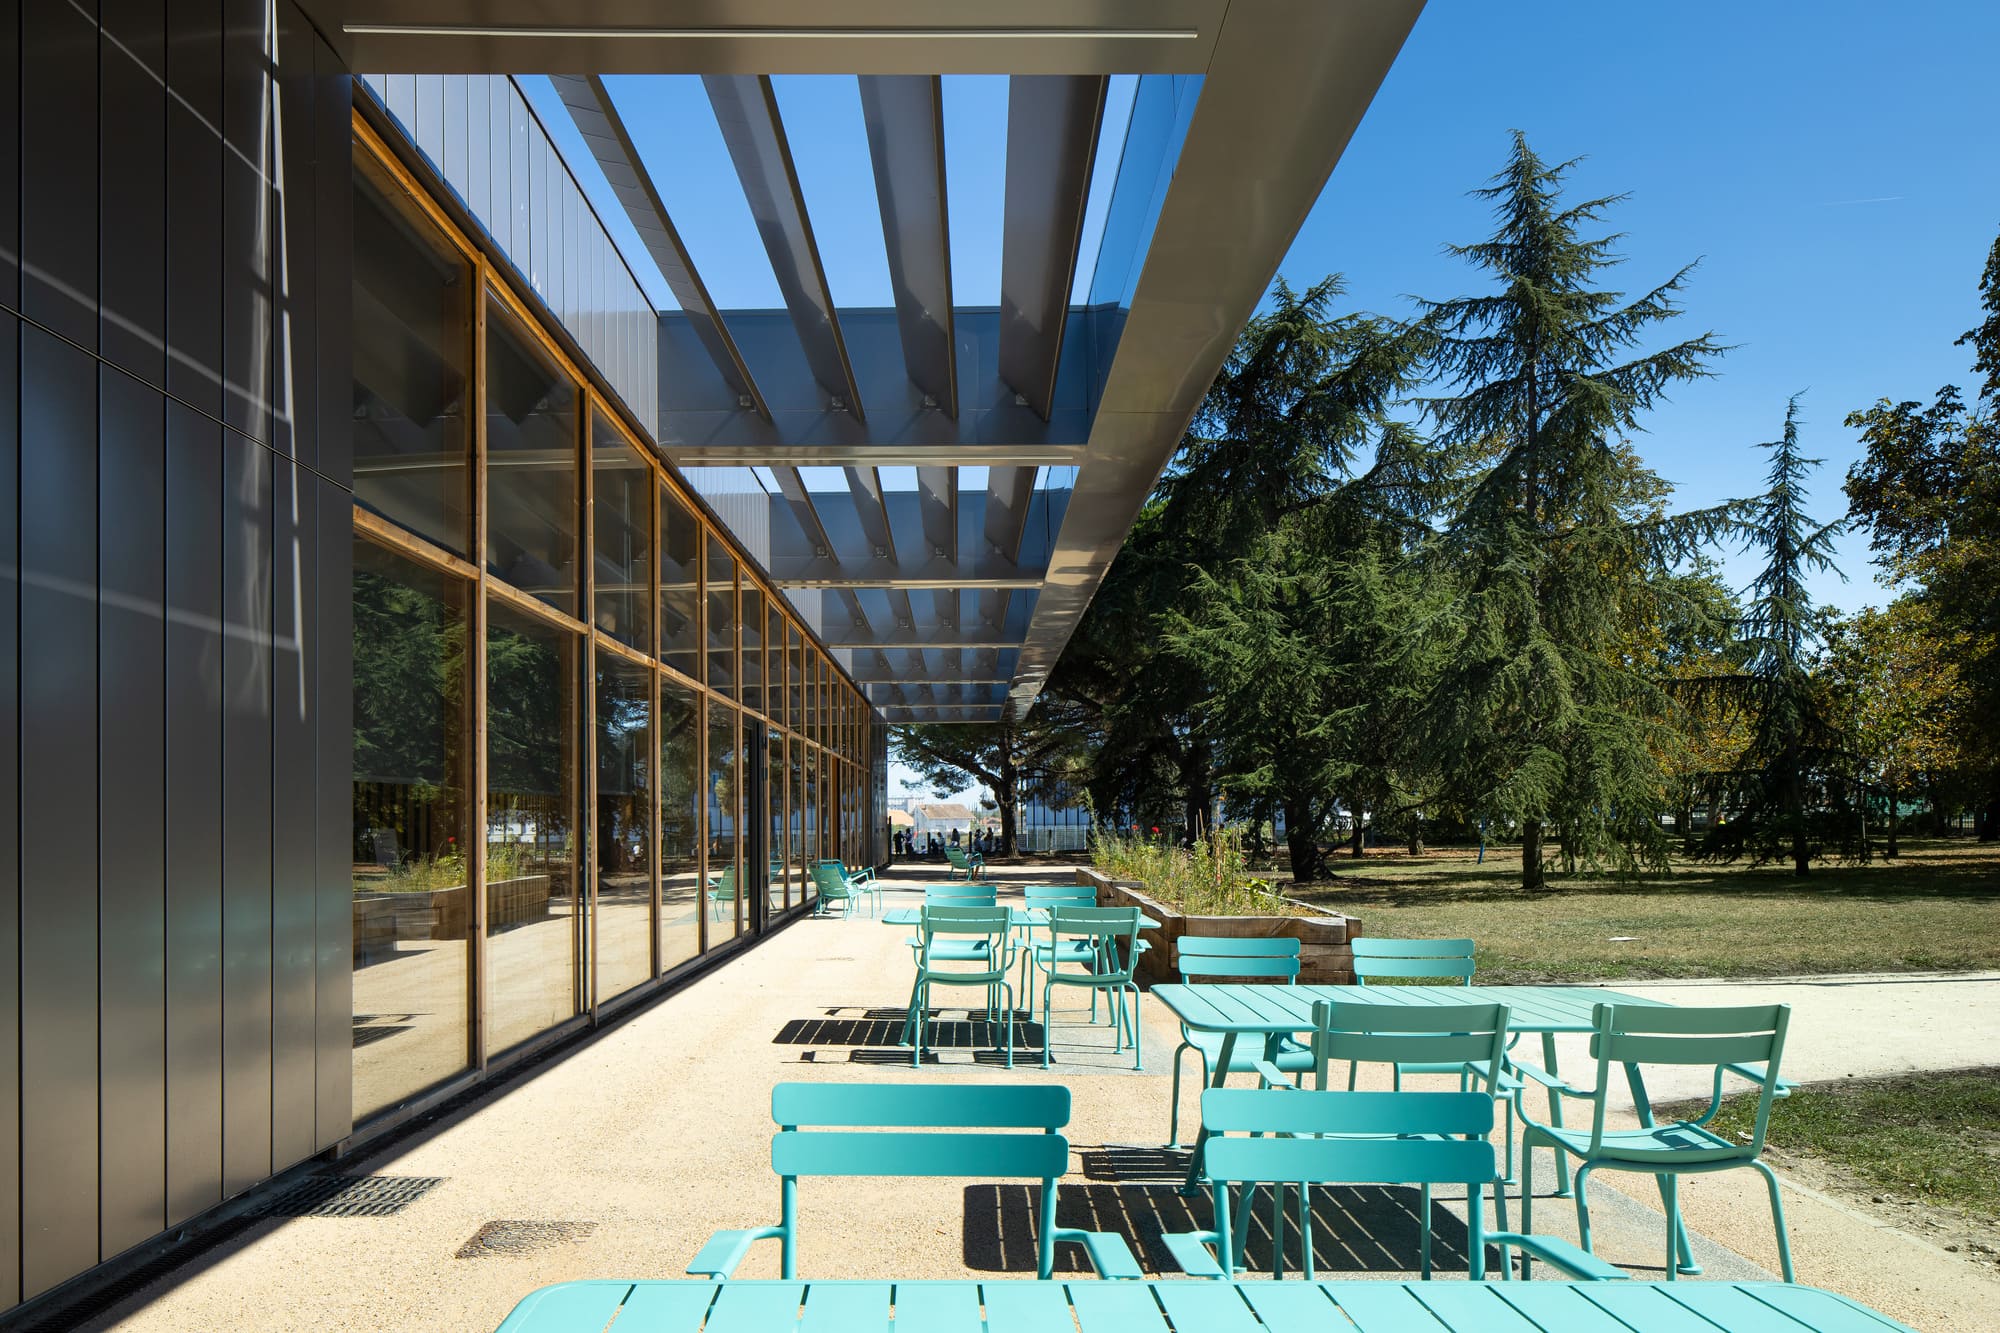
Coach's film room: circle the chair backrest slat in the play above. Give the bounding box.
[1583,1004,1791,1157]
[1350,937,1477,959]
[1350,937,1476,985]
[1023,887,1096,904]
[1204,1135,1497,1188]
[770,1081,1069,1129]
[1177,935,1301,959]
[1176,954,1301,982]
[925,887,997,906]
[1049,905,1141,939]
[920,905,1009,937]
[1596,1032,1780,1067]
[772,1131,1068,1180]
[1202,1087,1492,1138]
[810,864,850,895]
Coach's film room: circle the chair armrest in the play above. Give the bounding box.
[1251,1058,1303,1088]
[1506,1059,1595,1098]
[1159,1231,1227,1279]
[686,1226,782,1279]
[1055,1228,1144,1279]
[1487,1232,1630,1281]
[847,868,875,885]
[1721,1062,1796,1097]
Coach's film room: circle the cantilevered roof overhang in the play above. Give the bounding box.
[312,0,1425,723]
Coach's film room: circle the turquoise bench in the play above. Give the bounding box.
[690,1082,1141,1281]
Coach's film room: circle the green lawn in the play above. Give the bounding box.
[1691,1069,2000,1238]
[1285,838,2000,982]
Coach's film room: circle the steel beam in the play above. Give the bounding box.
[1008,0,1427,717]
[859,75,956,419]
[704,74,866,421]
[768,465,837,559]
[997,75,1106,421]
[548,74,769,417]
[824,629,1023,650]
[666,440,1083,466]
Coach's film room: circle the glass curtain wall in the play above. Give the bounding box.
[347,113,875,1127]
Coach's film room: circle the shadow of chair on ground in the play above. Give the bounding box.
[962,1145,1487,1277]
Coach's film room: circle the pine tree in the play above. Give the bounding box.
[1705,397,1850,874]
[1418,132,1730,890]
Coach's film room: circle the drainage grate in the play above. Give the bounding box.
[456,1220,599,1258]
[256,1174,446,1218]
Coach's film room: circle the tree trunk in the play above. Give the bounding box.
[1284,796,1325,883]
[998,796,1017,858]
[1885,783,1899,858]
[1406,816,1424,857]
[1348,800,1365,858]
[1522,819,1546,891]
[1980,796,1999,843]
[1180,735,1213,848]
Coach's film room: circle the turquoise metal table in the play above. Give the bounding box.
[1151,983,1668,1192]
[881,907,1163,929]
[495,1279,1916,1331]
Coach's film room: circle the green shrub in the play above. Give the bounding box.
[1089,826,1296,915]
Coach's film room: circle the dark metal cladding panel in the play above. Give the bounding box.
[166,0,224,418]
[18,328,102,1297]
[0,8,19,311]
[0,313,23,1311]
[273,0,318,473]
[21,2,99,349]
[98,365,170,1257]
[221,0,273,445]
[270,455,318,1170]
[313,35,352,490]
[221,429,274,1194]
[164,400,224,1226]
[100,3,169,388]
[313,480,353,1145]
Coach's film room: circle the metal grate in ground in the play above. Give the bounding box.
[255,1175,446,1218]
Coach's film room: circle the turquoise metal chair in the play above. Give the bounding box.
[1164,936,1315,1147]
[808,862,857,917]
[905,905,1017,1067]
[689,1082,1140,1281]
[1163,1087,1627,1282]
[1037,907,1143,1070]
[705,865,737,922]
[1308,999,1516,1239]
[924,884,998,907]
[944,845,984,880]
[1518,1002,1794,1282]
[817,858,879,915]
[1017,885,1100,1001]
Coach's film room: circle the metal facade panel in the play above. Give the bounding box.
[19,329,102,1297]
[313,36,354,488]
[313,482,354,1147]
[21,2,99,349]
[271,455,320,1170]
[0,11,16,311]
[100,9,170,389]
[165,401,225,1227]
[166,0,225,417]
[222,430,276,1194]
[0,314,20,1311]
[98,365,171,1258]
[276,0,321,473]
[222,0,275,444]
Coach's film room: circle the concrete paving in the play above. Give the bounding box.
[74,866,2000,1333]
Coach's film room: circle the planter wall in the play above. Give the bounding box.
[1075,868,1360,985]
[353,873,554,965]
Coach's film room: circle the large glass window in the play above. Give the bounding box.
[791,740,808,888]
[768,732,788,910]
[485,297,580,616]
[485,600,581,1053]
[351,153,473,556]
[740,583,764,718]
[659,676,702,971]
[350,537,472,1119]
[707,701,741,939]
[592,415,652,653]
[788,626,804,729]
[594,653,653,1002]
[659,484,701,682]
[769,606,788,730]
[706,536,736,700]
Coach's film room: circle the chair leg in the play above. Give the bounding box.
[1657,1173,1700,1276]
[1519,1142,1536,1281]
[1129,985,1143,1070]
[999,980,1015,1069]
[1572,1164,1595,1258]
[1041,976,1056,1068]
[1751,1159,1796,1282]
[911,979,927,1068]
[1419,1183,1433,1279]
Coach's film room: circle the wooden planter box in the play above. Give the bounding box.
[353,873,552,965]
[1074,868,1360,985]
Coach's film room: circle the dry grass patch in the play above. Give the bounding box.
[1285,839,2000,982]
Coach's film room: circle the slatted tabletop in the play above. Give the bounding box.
[1151,983,1665,1036]
[493,1279,1917,1332]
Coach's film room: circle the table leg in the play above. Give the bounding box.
[1179,1030,1240,1196]
[1541,1032,1572,1198]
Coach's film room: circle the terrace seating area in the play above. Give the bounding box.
[81,866,1952,1332]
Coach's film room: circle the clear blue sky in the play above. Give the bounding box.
[523,1,1999,799]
